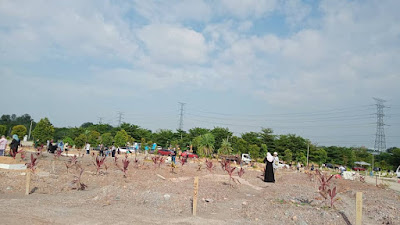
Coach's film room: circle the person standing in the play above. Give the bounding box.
[151,142,157,153]
[58,140,64,152]
[0,135,7,156]
[99,144,104,156]
[172,148,176,164]
[10,134,20,156]
[85,142,90,155]
[111,144,116,157]
[273,152,279,171]
[264,152,275,183]
[64,142,69,156]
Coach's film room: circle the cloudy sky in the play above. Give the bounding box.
[1,0,399,148]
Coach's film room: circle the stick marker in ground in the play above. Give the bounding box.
[25,169,31,195]
[193,176,199,216]
[356,192,363,225]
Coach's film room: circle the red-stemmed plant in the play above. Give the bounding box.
[206,159,214,172]
[238,167,245,178]
[25,154,38,174]
[71,167,87,190]
[93,156,106,174]
[328,186,338,208]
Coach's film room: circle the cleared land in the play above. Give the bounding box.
[0,149,399,225]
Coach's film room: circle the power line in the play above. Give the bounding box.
[373,98,388,152]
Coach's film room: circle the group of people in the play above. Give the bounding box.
[264,152,279,183]
[0,134,21,157]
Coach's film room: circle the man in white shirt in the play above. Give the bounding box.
[0,135,7,156]
[85,142,90,154]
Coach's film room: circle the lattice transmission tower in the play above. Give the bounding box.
[373,98,387,152]
[178,102,186,131]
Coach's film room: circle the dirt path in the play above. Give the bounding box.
[0,153,399,224]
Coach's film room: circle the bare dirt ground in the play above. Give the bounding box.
[0,149,399,225]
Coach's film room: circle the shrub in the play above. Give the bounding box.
[11,125,27,140]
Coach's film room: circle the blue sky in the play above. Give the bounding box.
[1,0,399,149]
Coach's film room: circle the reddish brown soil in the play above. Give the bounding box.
[0,152,398,225]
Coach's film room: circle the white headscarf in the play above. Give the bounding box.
[266,152,274,162]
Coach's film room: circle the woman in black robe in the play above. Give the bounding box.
[264,152,275,182]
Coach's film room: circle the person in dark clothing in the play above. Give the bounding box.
[10,134,20,156]
[263,152,275,183]
[311,164,315,171]
[99,144,104,156]
[172,149,176,164]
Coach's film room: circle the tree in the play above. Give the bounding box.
[101,133,114,147]
[241,132,261,146]
[283,149,293,163]
[152,129,174,148]
[390,148,400,169]
[231,136,248,154]
[211,127,232,150]
[114,129,130,147]
[32,118,54,144]
[74,134,87,148]
[260,144,268,157]
[260,128,276,151]
[196,133,215,157]
[11,125,27,139]
[63,137,75,147]
[80,122,94,128]
[88,130,100,146]
[188,127,210,139]
[218,139,233,155]
[248,144,261,159]
[0,125,6,136]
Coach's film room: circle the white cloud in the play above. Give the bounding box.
[0,0,138,62]
[219,0,277,18]
[137,24,209,64]
[132,0,211,22]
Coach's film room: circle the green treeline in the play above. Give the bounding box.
[1,114,399,170]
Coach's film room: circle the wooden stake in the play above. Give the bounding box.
[193,176,199,216]
[25,169,31,195]
[356,192,363,225]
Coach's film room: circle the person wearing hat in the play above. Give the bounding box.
[273,152,279,171]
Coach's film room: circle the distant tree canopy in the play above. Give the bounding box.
[32,118,54,144]
[2,113,399,170]
[11,125,27,139]
[0,113,35,137]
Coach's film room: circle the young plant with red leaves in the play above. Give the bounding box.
[328,186,338,208]
[71,167,87,190]
[25,154,38,174]
[54,149,62,159]
[151,156,159,168]
[225,163,238,185]
[205,159,214,172]
[10,149,18,159]
[158,157,165,168]
[133,157,140,168]
[316,169,334,200]
[180,157,186,167]
[93,156,106,174]
[237,167,245,178]
[19,150,26,161]
[121,155,130,177]
[65,155,79,173]
[219,158,227,171]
